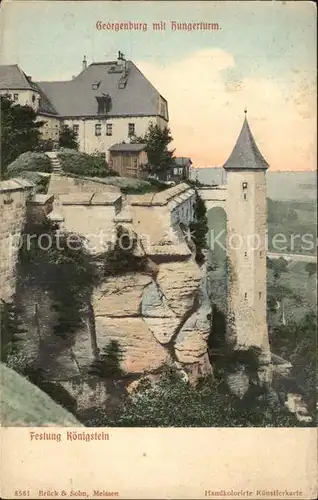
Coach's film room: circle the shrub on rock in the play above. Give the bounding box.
[57,149,110,177]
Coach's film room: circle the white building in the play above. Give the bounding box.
[0,53,169,161]
[0,64,61,141]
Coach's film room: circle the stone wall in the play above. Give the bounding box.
[0,179,34,302]
[48,174,121,196]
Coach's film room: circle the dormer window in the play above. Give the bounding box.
[96,94,111,115]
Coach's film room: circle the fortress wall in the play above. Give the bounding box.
[0,179,34,302]
[48,174,121,196]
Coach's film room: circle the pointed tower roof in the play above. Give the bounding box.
[223,111,269,170]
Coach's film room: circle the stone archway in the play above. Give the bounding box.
[206,206,227,266]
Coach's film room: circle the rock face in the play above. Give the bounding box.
[93,258,213,379]
[10,181,214,416]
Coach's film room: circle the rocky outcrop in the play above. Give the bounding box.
[90,224,213,382]
[92,260,213,379]
[95,316,172,374]
[8,181,214,417]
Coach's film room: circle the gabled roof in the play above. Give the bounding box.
[109,143,146,152]
[36,61,167,119]
[175,157,192,167]
[31,81,59,116]
[223,114,269,170]
[0,64,38,91]
[0,64,58,116]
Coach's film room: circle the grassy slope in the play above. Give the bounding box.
[0,363,82,427]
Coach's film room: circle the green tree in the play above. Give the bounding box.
[104,226,147,276]
[287,208,298,222]
[0,94,44,177]
[189,192,209,264]
[134,123,175,177]
[269,311,317,414]
[88,340,125,379]
[305,262,317,277]
[58,124,79,150]
[268,257,288,280]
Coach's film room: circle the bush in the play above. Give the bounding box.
[88,340,125,379]
[17,171,50,194]
[6,152,52,175]
[103,226,147,276]
[189,191,209,264]
[82,367,300,427]
[57,149,109,177]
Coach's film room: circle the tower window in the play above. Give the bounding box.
[244,252,247,258]
[242,182,248,189]
[244,193,247,200]
[244,293,247,299]
[259,292,262,298]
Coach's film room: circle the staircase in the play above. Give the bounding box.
[45,152,63,174]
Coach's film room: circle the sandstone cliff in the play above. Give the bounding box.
[10,178,213,414]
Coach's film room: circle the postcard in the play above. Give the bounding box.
[0,1,317,499]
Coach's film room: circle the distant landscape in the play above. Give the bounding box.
[192,168,317,202]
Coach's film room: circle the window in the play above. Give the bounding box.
[259,292,262,298]
[244,252,247,258]
[260,250,265,258]
[32,94,36,102]
[5,92,12,100]
[13,93,19,101]
[96,94,111,115]
[242,181,248,200]
[123,154,130,168]
[128,123,135,136]
[95,124,102,136]
[72,124,79,136]
[106,123,113,136]
[244,293,247,299]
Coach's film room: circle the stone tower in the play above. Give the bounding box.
[223,111,270,363]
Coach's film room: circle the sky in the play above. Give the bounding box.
[0,0,316,171]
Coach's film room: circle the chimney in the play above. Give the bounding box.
[82,55,87,71]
